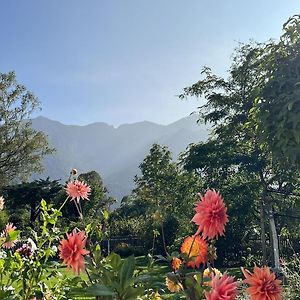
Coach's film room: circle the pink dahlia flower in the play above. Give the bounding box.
[242,266,282,300]
[192,189,229,239]
[205,274,238,300]
[65,180,91,203]
[59,229,89,274]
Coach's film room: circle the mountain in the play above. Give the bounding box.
[31,115,209,202]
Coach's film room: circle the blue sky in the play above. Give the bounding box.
[1,1,299,126]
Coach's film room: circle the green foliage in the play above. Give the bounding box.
[111,144,202,255]
[114,243,144,258]
[0,197,73,299]
[0,210,9,229]
[0,71,53,187]
[179,15,300,267]
[85,253,147,300]
[282,253,300,300]
[62,171,115,228]
[4,178,62,228]
[78,171,116,218]
[256,15,300,166]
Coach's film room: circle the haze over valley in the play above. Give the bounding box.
[32,115,208,202]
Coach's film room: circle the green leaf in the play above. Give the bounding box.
[119,255,135,289]
[85,223,92,234]
[108,252,122,269]
[8,230,20,241]
[103,209,109,220]
[86,284,115,296]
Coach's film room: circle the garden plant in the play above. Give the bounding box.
[0,178,291,300]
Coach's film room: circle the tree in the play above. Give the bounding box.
[179,18,300,268]
[113,144,203,255]
[78,170,116,215]
[0,71,53,187]
[255,15,300,166]
[4,178,62,227]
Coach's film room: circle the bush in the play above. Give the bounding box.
[282,253,300,300]
[114,242,145,257]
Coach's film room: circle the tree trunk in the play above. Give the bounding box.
[267,204,280,269]
[259,199,267,265]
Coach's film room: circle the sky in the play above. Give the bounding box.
[0,1,299,126]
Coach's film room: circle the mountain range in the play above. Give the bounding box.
[31,115,209,202]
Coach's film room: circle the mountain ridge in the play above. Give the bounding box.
[31,115,208,202]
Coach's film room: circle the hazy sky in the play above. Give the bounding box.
[1,1,299,126]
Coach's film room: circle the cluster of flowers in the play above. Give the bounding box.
[0,183,283,300]
[0,179,91,275]
[165,190,282,300]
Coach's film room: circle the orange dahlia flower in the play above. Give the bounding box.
[192,189,228,239]
[242,266,282,300]
[171,257,182,271]
[180,235,208,268]
[66,180,91,203]
[59,230,89,274]
[205,274,237,300]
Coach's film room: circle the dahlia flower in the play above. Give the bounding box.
[165,277,183,293]
[16,244,34,258]
[171,257,182,271]
[192,189,228,239]
[203,267,222,278]
[65,180,91,203]
[205,274,238,300]
[180,235,208,268]
[59,229,89,274]
[203,267,222,286]
[1,223,18,249]
[242,266,282,300]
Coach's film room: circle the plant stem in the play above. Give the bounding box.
[59,196,69,211]
[86,268,93,284]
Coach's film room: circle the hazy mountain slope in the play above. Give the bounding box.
[31,115,208,201]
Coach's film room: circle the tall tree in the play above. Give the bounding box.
[179,17,300,268]
[0,71,53,187]
[78,170,116,215]
[131,144,202,254]
[256,15,300,166]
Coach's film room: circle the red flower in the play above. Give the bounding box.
[59,230,89,274]
[242,266,282,300]
[180,235,208,268]
[66,180,91,203]
[192,189,228,239]
[205,274,238,300]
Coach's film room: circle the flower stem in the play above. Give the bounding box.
[59,196,69,211]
